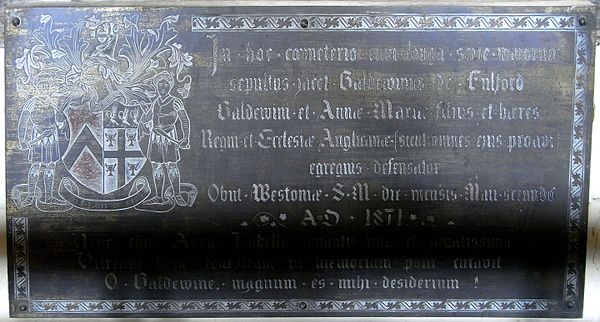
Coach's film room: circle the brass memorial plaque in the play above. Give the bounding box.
[4,3,595,318]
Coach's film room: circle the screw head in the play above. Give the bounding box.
[300,18,309,29]
[11,16,21,27]
[578,16,586,26]
[566,300,575,308]
[18,304,27,312]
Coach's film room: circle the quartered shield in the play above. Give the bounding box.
[62,101,146,194]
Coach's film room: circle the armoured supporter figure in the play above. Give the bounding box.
[17,74,68,207]
[140,72,191,206]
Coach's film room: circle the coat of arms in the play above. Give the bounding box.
[11,14,197,213]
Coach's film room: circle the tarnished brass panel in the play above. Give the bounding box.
[4,5,595,318]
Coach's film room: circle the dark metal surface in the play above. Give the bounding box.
[4,5,595,318]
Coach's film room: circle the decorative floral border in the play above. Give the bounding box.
[565,29,588,305]
[10,12,590,316]
[12,217,29,302]
[191,15,575,31]
[30,299,554,313]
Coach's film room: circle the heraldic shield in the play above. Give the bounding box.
[10,13,197,213]
[62,102,146,195]
[57,100,155,211]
